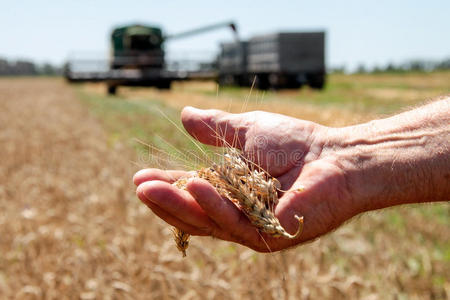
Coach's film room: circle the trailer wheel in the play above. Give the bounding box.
[107,85,117,95]
[156,80,171,90]
[256,75,269,90]
[308,73,325,90]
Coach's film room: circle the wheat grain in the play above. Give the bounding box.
[172,147,303,256]
[172,227,190,257]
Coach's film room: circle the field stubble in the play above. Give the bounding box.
[0,76,448,299]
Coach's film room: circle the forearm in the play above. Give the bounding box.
[330,97,450,212]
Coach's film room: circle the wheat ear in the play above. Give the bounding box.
[171,147,304,256]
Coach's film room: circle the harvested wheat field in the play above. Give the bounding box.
[0,75,449,299]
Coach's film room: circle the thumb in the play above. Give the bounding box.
[181,106,249,149]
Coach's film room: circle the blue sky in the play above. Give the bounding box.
[1,0,449,70]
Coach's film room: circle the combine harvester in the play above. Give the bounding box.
[65,21,325,94]
[66,21,238,94]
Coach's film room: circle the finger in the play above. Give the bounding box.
[140,197,209,236]
[186,178,262,244]
[136,180,216,231]
[181,106,249,149]
[133,168,191,186]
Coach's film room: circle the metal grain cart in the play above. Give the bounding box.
[218,31,326,89]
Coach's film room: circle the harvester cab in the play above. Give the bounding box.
[110,25,165,69]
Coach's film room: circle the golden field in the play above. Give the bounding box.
[0,73,449,299]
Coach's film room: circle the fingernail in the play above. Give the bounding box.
[137,183,153,203]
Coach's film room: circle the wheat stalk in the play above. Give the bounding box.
[172,147,304,256]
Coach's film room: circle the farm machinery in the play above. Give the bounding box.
[66,21,238,94]
[218,32,325,89]
[65,21,326,93]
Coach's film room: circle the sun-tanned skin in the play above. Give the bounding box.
[134,98,449,252]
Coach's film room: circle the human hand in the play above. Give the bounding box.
[134,107,360,252]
